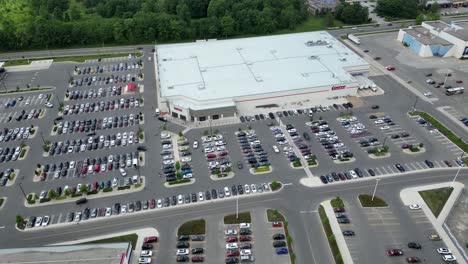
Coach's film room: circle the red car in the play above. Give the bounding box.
[206,154,216,159]
[386,249,403,256]
[455,80,463,83]
[40,172,47,181]
[272,221,283,228]
[149,199,156,209]
[107,162,113,171]
[444,160,453,167]
[218,151,229,157]
[225,236,238,242]
[239,236,252,242]
[81,166,87,174]
[93,164,100,172]
[333,207,345,213]
[226,249,240,257]
[406,257,420,263]
[386,66,396,71]
[144,236,158,243]
[401,144,411,149]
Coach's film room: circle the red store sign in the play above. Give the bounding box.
[174,106,183,112]
[331,85,346,90]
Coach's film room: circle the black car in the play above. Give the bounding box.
[395,163,405,172]
[240,229,252,235]
[240,243,252,249]
[424,160,434,168]
[178,235,190,241]
[176,241,190,248]
[211,189,218,199]
[141,243,153,250]
[354,168,363,177]
[408,242,422,249]
[342,230,355,236]
[273,233,285,240]
[367,169,376,176]
[237,185,244,194]
[191,235,205,241]
[191,248,204,254]
[371,105,379,109]
[176,256,189,262]
[225,257,239,264]
[320,175,328,184]
[273,241,286,247]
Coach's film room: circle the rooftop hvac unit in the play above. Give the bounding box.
[327,44,332,48]
[168,85,174,89]
[339,57,347,61]
[198,84,205,90]
[309,55,318,59]
[255,77,263,82]
[200,68,207,72]
[417,34,421,37]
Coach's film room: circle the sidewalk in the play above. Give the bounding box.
[322,200,354,264]
[400,182,467,264]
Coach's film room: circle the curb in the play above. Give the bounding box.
[164,179,196,188]
[210,172,235,181]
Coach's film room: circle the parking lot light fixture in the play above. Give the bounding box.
[412,96,419,112]
[382,136,388,149]
[371,178,381,201]
[451,153,465,188]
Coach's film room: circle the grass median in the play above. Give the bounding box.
[177,219,206,235]
[409,111,467,153]
[4,52,142,67]
[419,187,453,218]
[224,212,251,224]
[358,194,388,207]
[318,205,343,264]
[83,233,138,249]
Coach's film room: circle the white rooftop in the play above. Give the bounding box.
[156,31,367,101]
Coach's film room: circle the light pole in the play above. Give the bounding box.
[412,96,419,111]
[236,195,239,219]
[18,183,27,200]
[382,136,388,148]
[39,131,45,145]
[209,119,213,137]
[371,178,381,201]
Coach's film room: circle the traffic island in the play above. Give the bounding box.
[250,166,272,174]
[0,197,5,210]
[18,146,29,160]
[224,211,252,224]
[266,209,296,264]
[177,219,206,235]
[5,169,20,186]
[290,158,303,169]
[210,171,235,181]
[270,181,282,192]
[164,178,195,188]
[368,146,391,159]
[333,157,356,164]
[358,194,388,207]
[318,204,344,264]
[403,145,426,154]
[419,187,453,218]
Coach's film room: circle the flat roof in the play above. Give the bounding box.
[156,31,367,102]
[404,26,452,45]
[0,243,130,264]
[424,21,468,41]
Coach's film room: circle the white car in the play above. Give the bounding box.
[45,102,53,108]
[409,204,421,210]
[226,243,239,249]
[224,186,231,197]
[204,147,214,153]
[112,177,118,187]
[437,248,451,254]
[349,170,358,179]
[162,144,172,149]
[240,223,251,229]
[244,184,251,194]
[424,91,432,97]
[140,250,153,257]
[121,205,128,214]
[442,254,456,262]
[181,157,191,162]
[69,161,75,168]
[138,257,152,264]
[176,249,189,255]
[161,132,171,139]
[41,215,50,226]
[74,212,82,222]
[157,199,163,208]
[25,100,31,105]
[251,184,257,193]
[380,126,390,130]
[193,141,199,149]
[272,146,279,153]
[241,249,252,256]
[178,195,184,204]
[105,207,112,217]
[374,119,384,124]
[34,216,43,227]
[225,229,238,235]
[216,146,226,152]
[198,192,204,201]
[119,168,127,176]
[183,173,193,179]
[39,190,47,199]
[117,133,122,140]
[163,159,174,165]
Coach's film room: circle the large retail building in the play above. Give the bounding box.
[154,31,369,122]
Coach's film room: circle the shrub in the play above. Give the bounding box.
[270,181,282,191]
[19,149,27,158]
[117,186,131,190]
[103,187,113,192]
[39,197,51,203]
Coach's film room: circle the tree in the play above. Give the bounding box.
[324,11,335,27]
[176,1,191,24]
[335,2,369,24]
[428,2,440,14]
[16,214,25,228]
[220,15,235,37]
[376,0,419,19]
[64,188,71,196]
[79,184,89,194]
[415,13,425,25]
[49,189,57,199]
[175,161,181,171]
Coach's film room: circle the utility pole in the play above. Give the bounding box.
[371,178,381,201]
[412,96,419,111]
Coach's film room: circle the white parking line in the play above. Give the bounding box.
[381,167,389,174]
[434,160,442,168]
[414,162,424,170]
[387,166,396,173]
[56,213,62,224]
[375,167,383,175]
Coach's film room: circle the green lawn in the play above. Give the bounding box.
[224,212,251,224]
[419,187,453,217]
[331,197,345,208]
[409,111,467,153]
[318,205,343,264]
[177,219,206,235]
[267,209,286,222]
[358,194,388,207]
[270,181,282,191]
[253,166,270,173]
[0,198,4,207]
[4,52,142,67]
[83,233,138,249]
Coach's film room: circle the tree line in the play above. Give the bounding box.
[0,0,308,51]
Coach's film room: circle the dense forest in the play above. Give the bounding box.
[0,0,308,51]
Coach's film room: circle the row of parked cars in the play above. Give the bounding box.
[63,97,140,115]
[47,132,139,156]
[71,73,137,87]
[0,168,14,186]
[0,126,31,142]
[55,113,140,135]
[0,146,23,163]
[201,134,233,174]
[283,124,315,163]
[235,130,270,168]
[173,235,206,263]
[75,61,142,75]
[308,120,353,160]
[68,86,123,100]
[9,108,42,122]
[225,223,255,263]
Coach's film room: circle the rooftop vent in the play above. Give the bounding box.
[168,85,174,89]
[200,68,207,72]
[326,44,332,48]
[339,57,347,61]
[198,84,205,90]
[309,55,318,60]
[255,77,263,82]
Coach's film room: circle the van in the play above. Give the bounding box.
[132,158,138,168]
